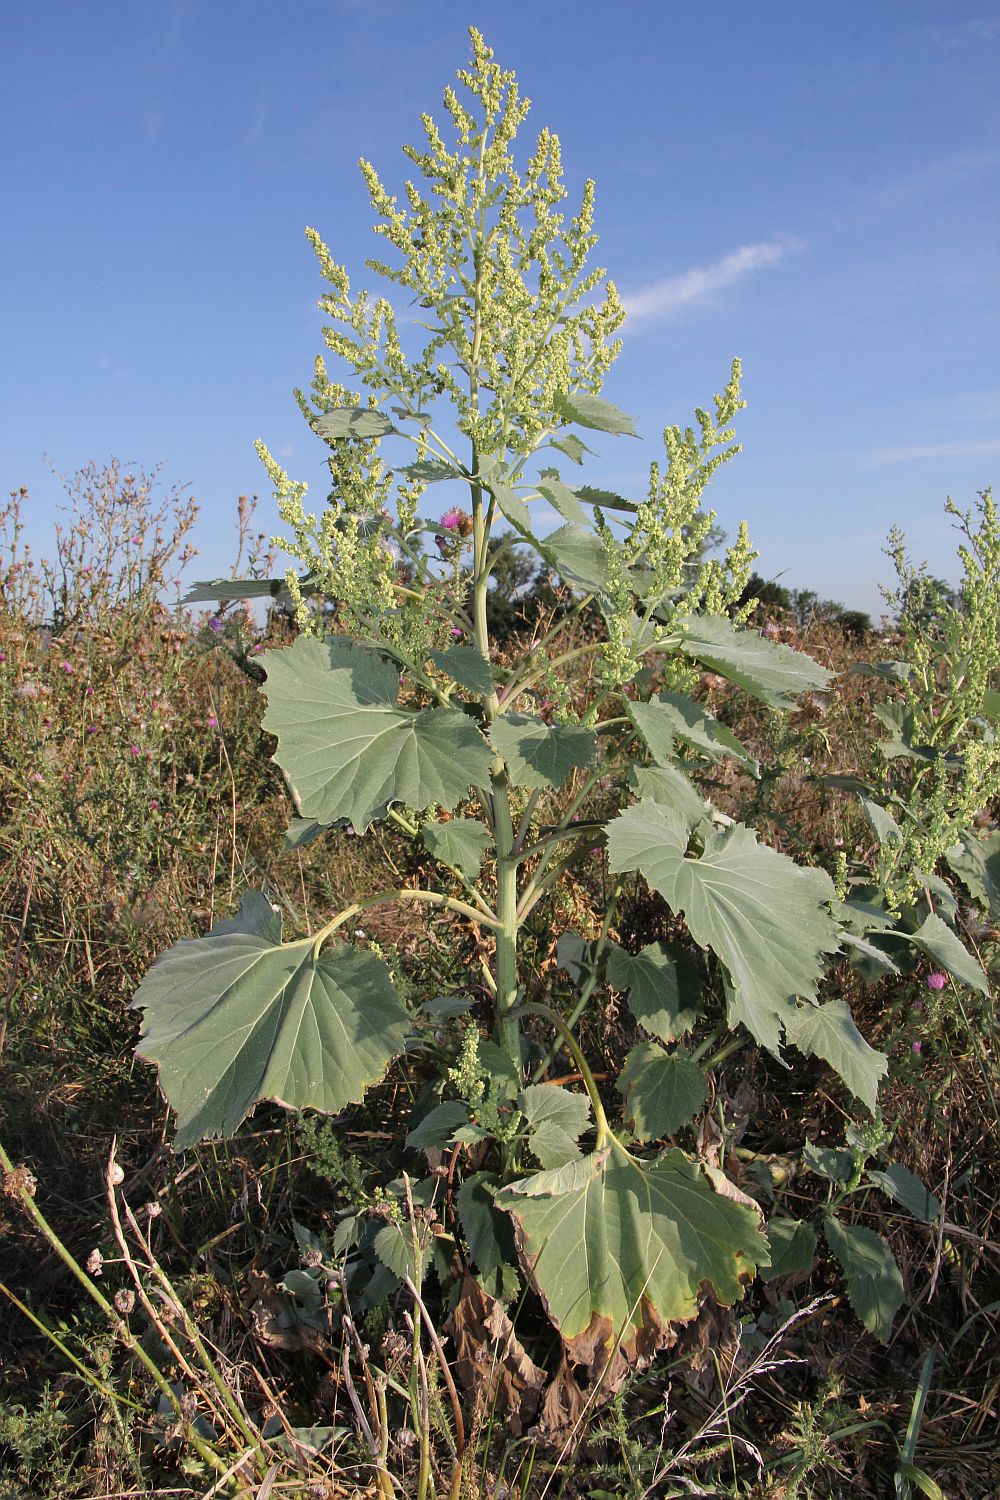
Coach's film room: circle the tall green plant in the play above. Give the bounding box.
[132,31,895,1373]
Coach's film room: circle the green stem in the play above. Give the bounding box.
[311,887,500,958]
[699,1032,751,1071]
[0,1279,142,1411]
[515,819,606,866]
[510,1002,612,1147]
[511,788,542,856]
[498,641,603,706]
[517,845,591,924]
[531,883,623,1083]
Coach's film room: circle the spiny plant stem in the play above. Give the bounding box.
[0,1138,236,1480]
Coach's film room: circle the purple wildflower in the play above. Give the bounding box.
[206,715,219,728]
[451,627,464,639]
[911,1041,922,1055]
[926,972,947,991]
[440,508,462,531]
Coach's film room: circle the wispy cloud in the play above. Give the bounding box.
[872,146,1000,211]
[867,439,1000,465]
[622,239,796,325]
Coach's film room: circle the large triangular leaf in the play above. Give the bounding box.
[553,390,639,437]
[849,659,914,682]
[803,1140,854,1186]
[490,713,596,790]
[784,999,887,1114]
[874,703,939,763]
[859,796,903,848]
[428,644,496,698]
[132,920,410,1150]
[403,458,456,482]
[606,940,703,1042]
[422,817,493,880]
[284,816,332,851]
[616,1043,707,1140]
[263,636,493,831]
[670,613,834,710]
[607,803,841,1055]
[823,1217,904,1342]
[905,912,989,994]
[540,523,611,593]
[945,829,1000,920]
[556,931,593,987]
[575,485,638,514]
[314,407,396,439]
[496,1140,766,1360]
[405,1100,471,1150]
[629,692,756,771]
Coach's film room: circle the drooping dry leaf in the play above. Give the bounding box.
[444,1274,545,1436]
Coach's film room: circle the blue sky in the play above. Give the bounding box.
[4,2,998,618]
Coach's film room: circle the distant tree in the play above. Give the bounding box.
[739,572,872,638]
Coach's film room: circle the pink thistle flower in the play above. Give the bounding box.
[440,508,462,531]
[451,627,464,639]
[926,972,947,991]
[61,661,73,673]
[129,746,141,757]
[911,1041,922,1055]
[148,798,160,810]
[206,715,219,728]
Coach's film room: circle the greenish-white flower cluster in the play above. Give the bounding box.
[877,488,1000,908]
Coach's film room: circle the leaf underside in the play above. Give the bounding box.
[133,894,409,1149]
[671,612,834,710]
[608,802,842,1058]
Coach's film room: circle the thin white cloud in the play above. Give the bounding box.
[872,146,1000,211]
[622,240,795,325]
[867,439,1000,464]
